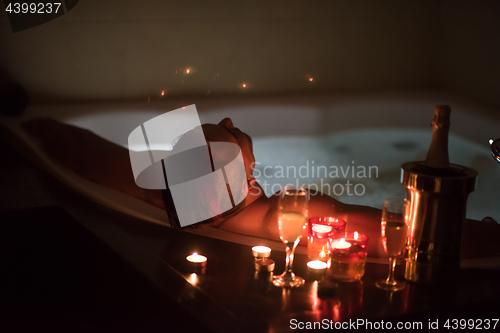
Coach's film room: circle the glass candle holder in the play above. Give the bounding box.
[329,232,368,282]
[308,217,346,261]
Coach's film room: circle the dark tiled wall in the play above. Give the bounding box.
[1,0,498,111]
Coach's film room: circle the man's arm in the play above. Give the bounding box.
[219,190,387,258]
[23,118,164,208]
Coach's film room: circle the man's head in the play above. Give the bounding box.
[164,118,256,229]
[201,118,255,179]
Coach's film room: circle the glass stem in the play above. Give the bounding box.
[386,256,397,285]
[284,244,296,278]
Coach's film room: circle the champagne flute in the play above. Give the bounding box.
[376,198,408,291]
[273,186,308,288]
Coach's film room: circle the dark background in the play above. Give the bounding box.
[0,1,499,116]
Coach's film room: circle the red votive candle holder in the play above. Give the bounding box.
[308,217,346,261]
[329,232,368,282]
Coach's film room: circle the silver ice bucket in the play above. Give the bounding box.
[401,161,477,284]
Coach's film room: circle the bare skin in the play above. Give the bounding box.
[22,117,499,258]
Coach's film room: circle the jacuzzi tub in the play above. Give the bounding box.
[1,91,499,251]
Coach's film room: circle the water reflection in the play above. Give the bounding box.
[301,279,365,323]
[188,273,198,286]
[281,288,291,311]
[335,280,364,319]
[253,271,273,293]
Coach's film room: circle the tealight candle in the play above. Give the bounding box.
[307,260,328,280]
[311,225,333,234]
[186,252,207,268]
[252,246,272,259]
[307,260,328,270]
[331,238,352,250]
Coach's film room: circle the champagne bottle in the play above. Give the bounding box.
[424,105,451,176]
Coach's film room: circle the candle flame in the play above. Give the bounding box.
[186,68,190,74]
[354,231,358,240]
[243,84,246,88]
[161,91,164,96]
[340,238,345,244]
[319,250,326,258]
[192,252,198,256]
[309,78,313,81]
